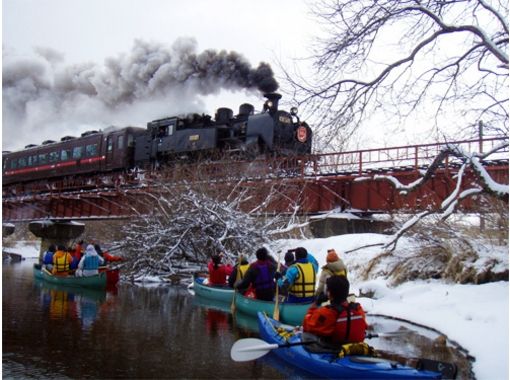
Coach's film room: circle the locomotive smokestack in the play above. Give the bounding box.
[263,93,282,113]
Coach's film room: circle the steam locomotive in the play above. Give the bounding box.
[2,93,312,190]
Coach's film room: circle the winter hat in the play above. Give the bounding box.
[85,245,97,256]
[284,251,295,265]
[326,249,339,263]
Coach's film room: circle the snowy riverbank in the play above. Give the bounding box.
[271,233,508,380]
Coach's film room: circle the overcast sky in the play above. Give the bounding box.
[2,0,319,151]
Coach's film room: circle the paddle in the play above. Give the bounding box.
[231,334,396,362]
[272,252,282,321]
[230,337,457,378]
[230,255,242,314]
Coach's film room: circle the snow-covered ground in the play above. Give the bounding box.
[9,235,508,380]
[270,234,509,380]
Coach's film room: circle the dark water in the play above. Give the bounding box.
[3,258,473,379]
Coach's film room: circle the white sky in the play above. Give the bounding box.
[2,0,320,151]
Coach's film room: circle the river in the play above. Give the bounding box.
[3,257,473,379]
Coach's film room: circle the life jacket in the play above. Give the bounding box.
[289,262,316,298]
[238,263,249,279]
[252,261,274,291]
[83,255,100,270]
[53,251,71,274]
[303,302,367,345]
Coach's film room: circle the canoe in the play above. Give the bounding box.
[193,276,234,303]
[235,293,312,326]
[34,276,107,303]
[33,264,107,289]
[257,312,443,379]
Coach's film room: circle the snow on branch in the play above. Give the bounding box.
[357,142,509,251]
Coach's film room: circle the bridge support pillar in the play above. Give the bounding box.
[309,217,394,238]
[2,223,15,237]
[28,221,85,261]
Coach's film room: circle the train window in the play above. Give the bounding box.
[39,154,47,164]
[61,149,72,161]
[28,156,33,166]
[10,160,17,169]
[73,146,83,159]
[49,151,59,162]
[127,134,134,147]
[19,157,27,168]
[85,144,97,157]
[117,135,124,149]
[31,155,38,166]
[107,137,113,152]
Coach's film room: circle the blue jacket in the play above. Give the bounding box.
[43,251,54,265]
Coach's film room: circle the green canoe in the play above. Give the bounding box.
[193,276,234,303]
[33,264,107,289]
[234,293,312,326]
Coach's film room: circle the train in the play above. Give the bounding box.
[2,93,312,191]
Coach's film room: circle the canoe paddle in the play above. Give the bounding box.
[231,255,242,314]
[273,252,282,321]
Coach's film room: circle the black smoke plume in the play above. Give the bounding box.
[2,38,279,150]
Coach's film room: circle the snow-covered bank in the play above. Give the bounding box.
[272,233,509,380]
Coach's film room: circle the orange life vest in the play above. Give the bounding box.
[303,302,367,344]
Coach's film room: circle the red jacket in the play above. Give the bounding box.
[303,301,367,344]
[207,261,233,285]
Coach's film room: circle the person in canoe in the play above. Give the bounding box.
[52,245,74,275]
[281,250,295,275]
[275,247,318,303]
[76,244,105,277]
[207,253,233,286]
[235,247,277,301]
[42,244,56,271]
[315,249,348,303]
[228,255,250,288]
[303,275,367,345]
[69,240,84,271]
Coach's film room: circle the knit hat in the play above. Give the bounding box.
[284,251,295,264]
[326,249,339,263]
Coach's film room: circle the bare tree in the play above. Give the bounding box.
[117,161,312,281]
[286,0,508,150]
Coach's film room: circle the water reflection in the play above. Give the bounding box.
[4,259,473,379]
[34,279,116,331]
[3,260,286,379]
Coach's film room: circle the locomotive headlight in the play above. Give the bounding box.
[267,101,273,108]
[290,107,298,116]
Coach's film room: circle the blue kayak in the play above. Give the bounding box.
[257,312,442,379]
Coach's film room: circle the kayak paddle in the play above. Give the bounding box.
[230,337,457,378]
[231,334,392,362]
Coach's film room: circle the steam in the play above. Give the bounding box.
[2,38,279,151]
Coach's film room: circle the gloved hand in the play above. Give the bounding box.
[274,271,283,280]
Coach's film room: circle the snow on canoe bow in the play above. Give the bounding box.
[235,293,312,326]
[193,276,234,303]
[257,312,443,379]
[33,264,107,289]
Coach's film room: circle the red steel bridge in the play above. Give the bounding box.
[3,137,508,222]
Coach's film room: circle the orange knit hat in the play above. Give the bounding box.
[326,249,339,262]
